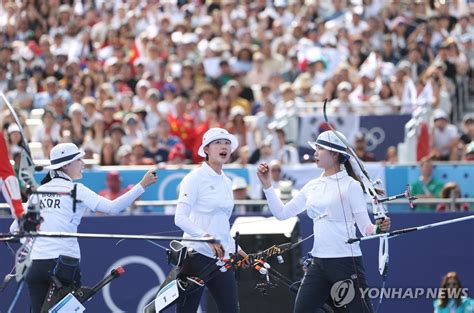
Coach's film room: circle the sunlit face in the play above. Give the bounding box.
[62,158,84,180]
[204,139,232,164]
[313,146,338,169]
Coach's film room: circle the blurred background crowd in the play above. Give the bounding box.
[0,0,473,168]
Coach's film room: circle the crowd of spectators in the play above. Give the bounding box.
[0,0,473,166]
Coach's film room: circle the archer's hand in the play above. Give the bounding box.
[377,217,391,233]
[140,169,158,188]
[257,163,272,189]
[238,250,251,268]
[19,212,43,232]
[205,234,225,258]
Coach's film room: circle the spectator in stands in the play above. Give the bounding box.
[167,96,196,153]
[156,120,181,152]
[143,88,161,132]
[109,124,125,152]
[275,128,300,165]
[431,109,459,161]
[227,106,248,147]
[464,142,474,162]
[31,109,60,144]
[215,95,232,126]
[144,132,168,164]
[233,145,250,166]
[167,143,187,165]
[370,82,398,114]
[420,64,453,115]
[331,82,355,114]
[268,160,284,188]
[223,80,251,115]
[384,146,399,165]
[433,272,474,313]
[410,158,444,212]
[436,182,470,212]
[33,76,70,109]
[116,145,133,166]
[122,113,145,146]
[246,52,272,88]
[99,171,133,201]
[102,100,121,133]
[82,117,105,155]
[232,177,257,213]
[354,133,376,162]
[274,180,298,202]
[250,137,275,165]
[81,97,102,129]
[130,140,155,166]
[99,138,117,166]
[6,124,22,156]
[254,99,276,145]
[391,61,417,114]
[6,74,33,111]
[68,103,86,146]
[274,83,300,145]
[460,113,474,146]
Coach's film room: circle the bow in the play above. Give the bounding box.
[348,214,474,244]
[0,93,41,298]
[1,231,218,243]
[241,233,314,296]
[322,99,414,312]
[0,93,39,193]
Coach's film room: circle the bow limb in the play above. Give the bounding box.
[0,93,39,191]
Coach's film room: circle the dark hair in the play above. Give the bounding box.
[438,272,463,308]
[343,155,384,196]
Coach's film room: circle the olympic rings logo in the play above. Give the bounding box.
[359,127,385,152]
[102,256,203,313]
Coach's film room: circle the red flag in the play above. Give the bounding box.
[416,122,430,161]
[0,132,24,218]
[129,41,140,65]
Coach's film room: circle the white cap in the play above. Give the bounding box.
[46,143,85,170]
[230,105,245,118]
[275,180,298,200]
[7,123,20,134]
[136,79,151,89]
[198,128,238,157]
[308,130,351,156]
[232,177,248,191]
[337,81,352,92]
[116,145,132,159]
[68,103,84,116]
[433,109,448,121]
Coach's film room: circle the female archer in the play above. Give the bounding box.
[173,127,250,313]
[257,130,391,313]
[11,142,157,313]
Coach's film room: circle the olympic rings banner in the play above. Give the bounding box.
[298,114,411,161]
[359,114,412,160]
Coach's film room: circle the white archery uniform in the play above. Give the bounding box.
[175,162,236,259]
[29,172,145,260]
[264,170,374,258]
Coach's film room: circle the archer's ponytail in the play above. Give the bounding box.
[343,158,384,196]
[344,159,365,192]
